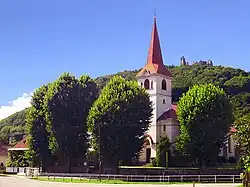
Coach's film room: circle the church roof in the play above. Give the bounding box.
[157,104,177,121]
[158,105,238,135]
[137,17,172,77]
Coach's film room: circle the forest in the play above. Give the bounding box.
[1,64,250,143]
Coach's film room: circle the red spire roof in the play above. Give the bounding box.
[137,17,172,77]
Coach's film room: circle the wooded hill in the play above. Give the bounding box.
[1,64,250,142]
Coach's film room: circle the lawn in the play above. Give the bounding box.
[34,176,192,185]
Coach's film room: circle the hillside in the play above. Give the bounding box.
[0,109,28,142]
[1,64,250,141]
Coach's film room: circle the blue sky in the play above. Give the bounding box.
[0,0,250,118]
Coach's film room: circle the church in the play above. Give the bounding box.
[136,17,238,164]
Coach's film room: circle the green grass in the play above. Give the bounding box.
[0,174,8,177]
[34,176,192,185]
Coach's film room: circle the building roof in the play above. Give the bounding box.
[157,104,177,121]
[136,17,172,78]
[8,137,28,151]
[0,141,8,156]
[157,105,237,135]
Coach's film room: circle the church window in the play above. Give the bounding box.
[141,82,143,87]
[144,79,150,89]
[163,125,166,131]
[162,79,167,90]
[151,81,154,89]
[163,99,166,104]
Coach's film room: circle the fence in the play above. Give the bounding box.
[39,172,242,183]
[5,167,29,174]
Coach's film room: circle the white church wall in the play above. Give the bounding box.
[137,74,173,159]
[157,120,180,144]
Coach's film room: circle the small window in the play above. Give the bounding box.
[144,79,150,89]
[163,125,166,131]
[162,79,167,90]
[163,99,166,104]
[151,81,154,89]
[141,82,143,87]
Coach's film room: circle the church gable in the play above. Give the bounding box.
[157,104,177,121]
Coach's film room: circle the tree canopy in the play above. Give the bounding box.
[87,75,153,172]
[44,73,98,170]
[1,64,250,141]
[234,114,250,171]
[176,83,233,167]
[26,85,50,168]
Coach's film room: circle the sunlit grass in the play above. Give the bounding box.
[34,176,192,185]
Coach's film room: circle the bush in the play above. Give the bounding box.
[155,136,170,167]
[151,158,156,167]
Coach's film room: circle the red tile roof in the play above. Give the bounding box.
[13,137,28,149]
[229,127,237,133]
[157,104,177,121]
[137,18,172,78]
[172,104,177,112]
[157,105,236,135]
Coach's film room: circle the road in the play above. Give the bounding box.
[0,176,241,187]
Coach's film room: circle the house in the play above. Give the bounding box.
[0,141,8,167]
[137,17,237,163]
[8,137,28,152]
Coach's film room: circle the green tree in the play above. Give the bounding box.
[177,83,233,168]
[234,114,250,171]
[44,73,97,172]
[26,85,52,169]
[155,136,170,167]
[87,75,152,172]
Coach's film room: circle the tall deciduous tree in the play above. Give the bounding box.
[87,76,152,173]
[26,85,51,169]
[234,114,250,171]
[44,73,97,171]
[177,83,232,168]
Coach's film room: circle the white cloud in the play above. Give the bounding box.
[0,93,33,120]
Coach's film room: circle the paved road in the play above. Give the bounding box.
[0,176,241,187]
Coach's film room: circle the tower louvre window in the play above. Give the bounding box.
[163,99,166,104]
[144,79,150,89]
[163,125,166,131]
[162,79,167,90]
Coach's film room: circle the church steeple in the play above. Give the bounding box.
[137,17,172,77]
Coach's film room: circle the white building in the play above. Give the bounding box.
[137,17,238,163]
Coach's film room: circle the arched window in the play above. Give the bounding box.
[162,79,167,90]
[144,79,150,89]
[163,99,166,104]
[141,82,143,87]
[151,81,154,89]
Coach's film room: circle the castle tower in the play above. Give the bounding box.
[136,17,173,160]
[180,56,187,66]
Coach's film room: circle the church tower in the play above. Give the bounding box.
[136,17,173,159]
